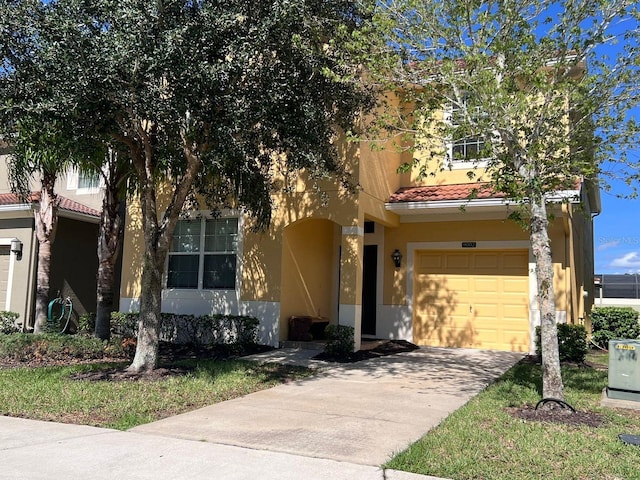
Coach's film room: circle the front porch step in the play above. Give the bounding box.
[279,340,326,351]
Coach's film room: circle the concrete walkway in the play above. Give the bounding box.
[132,347,522,466]
[1,346,523,479]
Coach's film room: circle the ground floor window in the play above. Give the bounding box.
[167,217,238,290]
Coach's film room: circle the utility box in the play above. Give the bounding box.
[608,340,640,402]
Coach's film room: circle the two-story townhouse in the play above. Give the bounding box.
[0,144,108,330]
[118,101,599,354]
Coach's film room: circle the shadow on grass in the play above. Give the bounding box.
[177,358,312,385]
[496,359,607,397]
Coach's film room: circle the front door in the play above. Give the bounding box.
[361,245,377,336]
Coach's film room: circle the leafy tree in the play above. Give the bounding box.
[369,0,639,401]
[6,117,98,333]
[1,0,374,371]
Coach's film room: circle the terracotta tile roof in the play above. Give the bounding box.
[388,183,505,203]
[0,192,100,217]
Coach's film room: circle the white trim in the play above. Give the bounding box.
[57,210,101,224]
[0,204,32,214]
[66,168,102,195]
[240,301,280,347]
[118,298,281,347]
[164,211,243,294]
[339,303,362,351]
[0,238,15,311]
[364,221,385,337]
[342,225,364,236]
[386,197,509,213]
[377,305,412,340]
[385,189,581,217]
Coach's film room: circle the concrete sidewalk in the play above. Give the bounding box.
[0,416,434,480]
[1,346,522,479]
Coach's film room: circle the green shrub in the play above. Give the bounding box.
[535,323,588,363]
[0,311,20,334]
[590,307,640,349]
[110,312,260,346]
[323,324,354,359]
[77,312,96,334]
[0,333,128,361]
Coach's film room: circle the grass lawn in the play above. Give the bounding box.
[386,350,640,480]
[0,359,311,430]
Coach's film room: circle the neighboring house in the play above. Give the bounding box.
[594,274,640,313]
[118,111,599,354]
[0,146,106,330]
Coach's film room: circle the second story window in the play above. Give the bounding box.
[447,99,487,164]
[77,171,101,191]
[166,217,239,290]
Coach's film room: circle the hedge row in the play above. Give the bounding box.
[590,307,640,348]
[111,312,259,346]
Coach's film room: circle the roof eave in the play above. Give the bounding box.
[385,189,581,215]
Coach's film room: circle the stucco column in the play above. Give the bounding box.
[338,226,364,351]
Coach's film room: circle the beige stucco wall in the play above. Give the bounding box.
[0,218,37,325]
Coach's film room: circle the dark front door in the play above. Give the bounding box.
[362,245,377,336]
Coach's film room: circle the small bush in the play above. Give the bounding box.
[535,323,588,363]
[0,311,20,334]
[590,307,640,349]
[0,333,128,361]
[110,312,260,346]
[77,312,96,334]
[323,324,354,359]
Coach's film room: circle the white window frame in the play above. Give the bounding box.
[444,101,490,170]
[66,168,103,195]
[164,212,242,292]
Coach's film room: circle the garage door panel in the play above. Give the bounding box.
[473,253,499,270]
[414,249,529,352]
[444,254,470,270]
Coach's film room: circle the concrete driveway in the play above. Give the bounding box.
[131,346,523,466]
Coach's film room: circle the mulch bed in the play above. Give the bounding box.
[508,405,605,428]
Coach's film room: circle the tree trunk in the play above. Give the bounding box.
[127,244,165,372]
[95,184,123,340]
[33,177,58,334]
[530,196,564,401]
[33,238,52,333]
[95,258,116,340]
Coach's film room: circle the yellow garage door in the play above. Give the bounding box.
[414,249,529,352]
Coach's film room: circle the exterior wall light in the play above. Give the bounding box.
[10,238,23,260]
[392,249,402,268]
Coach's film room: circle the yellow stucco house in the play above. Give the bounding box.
[118,111,600,354]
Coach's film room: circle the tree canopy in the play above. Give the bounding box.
[1,0,375,370]
[368,0,639,401]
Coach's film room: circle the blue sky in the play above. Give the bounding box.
[595,192,640,274]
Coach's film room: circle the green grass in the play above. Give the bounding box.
[385,351,640,480]
[0,360,311,430]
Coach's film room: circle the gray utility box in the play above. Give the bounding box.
[608,340,640,402]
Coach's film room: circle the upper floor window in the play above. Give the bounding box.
[66,168,102,194]
[446,99,488,166]
[77,171,101,191]
[166,217,239,290]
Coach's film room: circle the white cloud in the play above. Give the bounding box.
[611,252,640,268]
[598,240,620,251]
